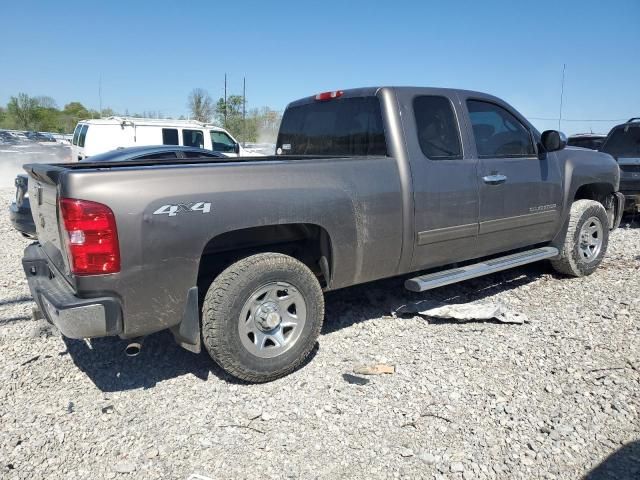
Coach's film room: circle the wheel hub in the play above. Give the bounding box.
[254,301,282,331]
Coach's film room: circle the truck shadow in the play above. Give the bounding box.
[61,332,319,392]
[323,261,550,334]
[583,440,640,479]
[62,261,547,392]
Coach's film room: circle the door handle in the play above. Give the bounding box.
[482,174,507,185]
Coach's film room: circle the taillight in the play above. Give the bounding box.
[59,198,120,275]
[315,90,343,101]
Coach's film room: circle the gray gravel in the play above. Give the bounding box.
[0,182,639,480]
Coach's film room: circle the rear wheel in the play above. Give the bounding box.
[551,200,609,277]
[202,253,324,382]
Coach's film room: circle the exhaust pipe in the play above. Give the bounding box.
[125,338,144,357]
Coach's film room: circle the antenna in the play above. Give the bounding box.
[558,64,566,131]
[224,73,227,128]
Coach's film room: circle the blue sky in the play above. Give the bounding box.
[1,0,638,135]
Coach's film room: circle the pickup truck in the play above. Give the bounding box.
[21,87,624,383]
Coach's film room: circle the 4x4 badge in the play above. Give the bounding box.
[153,202,211,217]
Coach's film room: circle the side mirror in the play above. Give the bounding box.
[541,130,567,152]
[234,143,240,155]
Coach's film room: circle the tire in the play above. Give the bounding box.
[551,200,609,277]
[202,253,324,383]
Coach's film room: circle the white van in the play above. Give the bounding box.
[70,117,256,161]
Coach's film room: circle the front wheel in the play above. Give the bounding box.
[202,253,324,383]
[551,199,609,277]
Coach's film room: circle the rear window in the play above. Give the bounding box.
[276,96,387,156]
[601,126,640,158]
[78,124,89,148]
[182,129,204,148]
[162,128,179,145]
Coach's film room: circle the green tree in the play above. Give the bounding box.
[214,95,259,143]
[7,93,39,129]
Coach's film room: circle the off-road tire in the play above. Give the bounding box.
[202,253,324,383]
[551,200,609,277]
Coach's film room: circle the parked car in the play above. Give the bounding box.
[600,118,640,212]
[20,87,623,383]
[0,131,18,144]
[9,146,224,238]
[567,133,606,150]
[25,131,56,142]
[70,117,256,161]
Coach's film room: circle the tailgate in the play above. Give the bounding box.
[26,165,71,279]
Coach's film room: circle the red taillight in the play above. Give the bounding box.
[59,198,120,275]
[315,90,343,101]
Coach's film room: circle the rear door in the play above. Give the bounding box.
[397,91,481,270]
[462,97,563,254]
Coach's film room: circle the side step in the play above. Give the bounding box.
[405,246,559,292]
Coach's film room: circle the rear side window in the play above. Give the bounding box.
[78,124,89,148]
[182,129,204,148]
[601,126,640,158]
[162,128,179,145]
[467,100,535,157]
[210,131,236,153]
[277,97,386,156]
[413,96,462,160]
[184,151,218,158]
[138,152,178,160]
[72,124,82,145]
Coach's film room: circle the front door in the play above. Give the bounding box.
[463,98,563,254]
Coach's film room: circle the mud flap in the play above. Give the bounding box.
[170,287,201,353]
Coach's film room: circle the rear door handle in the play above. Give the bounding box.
[482,174,507,185]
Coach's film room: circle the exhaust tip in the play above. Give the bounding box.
[125,342,142,357]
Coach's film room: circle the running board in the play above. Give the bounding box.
[405,246,559,292]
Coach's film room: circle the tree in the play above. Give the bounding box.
[187,88,214,122]
[7,93,39,130]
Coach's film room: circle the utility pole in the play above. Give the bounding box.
[242,76,246,147]
[558,64,566,131]
[98,74,103,118]
[224,73,227,128]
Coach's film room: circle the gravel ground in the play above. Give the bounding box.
[0,183,638,480]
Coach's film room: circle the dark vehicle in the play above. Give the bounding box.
[0,131,18,144]
[567,133,606,150]
[25,131,56,142]
[20,87,624,383]
[9,146,224,238]
[600,118,640,212]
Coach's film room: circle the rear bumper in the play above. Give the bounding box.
[9,198,37,238]
[22,243,122,339]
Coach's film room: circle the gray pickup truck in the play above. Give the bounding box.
[21,87,624,382]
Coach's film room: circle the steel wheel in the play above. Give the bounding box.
[238,281,307,359]
[578,216,603,261]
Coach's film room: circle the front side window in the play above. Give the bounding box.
[78,124,89,148]
[601,126,640,158]
[162,128,179,145]
[210,130,237,153]
[276,96,387,156]
[413,96,462,160]
[467,100,535,157]
[72,124,82,145]
[182,129,204,148]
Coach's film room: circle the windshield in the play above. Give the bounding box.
[601,126,640,158]
[276,96,387,156]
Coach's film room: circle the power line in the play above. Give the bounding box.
[528,117,628,122]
